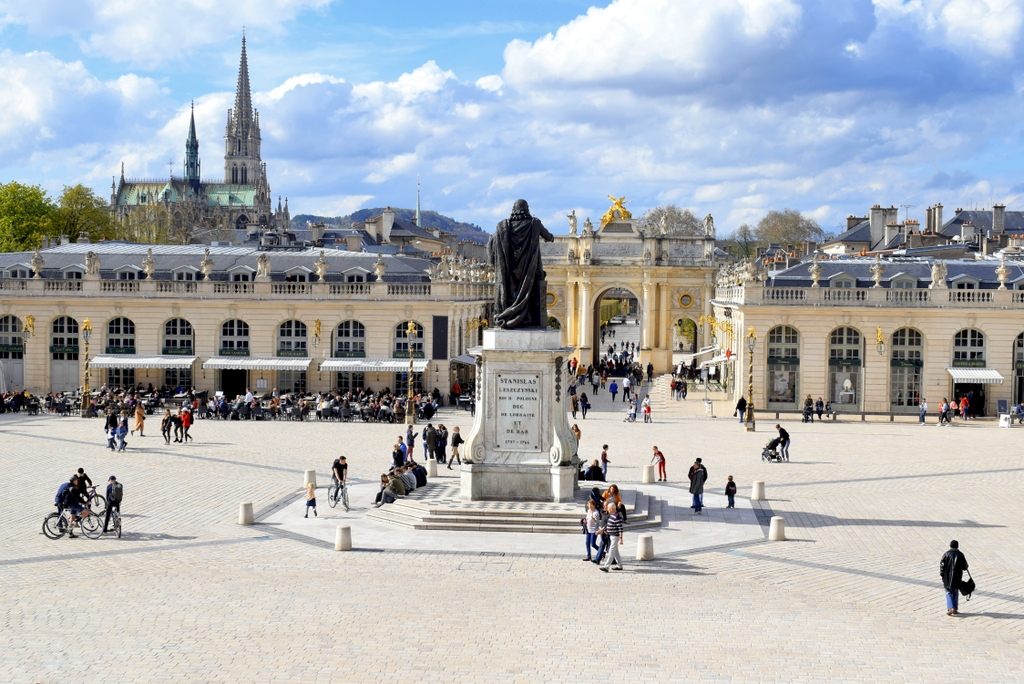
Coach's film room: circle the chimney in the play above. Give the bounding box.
[804,240,817,256]
[345,235,362,252]
[935,203,943,233]
[381,207,395,244]
[926,206,934,233]
[76,232,91,244]
[993,203,1006,235]
[884,222,898,246]
[847,215,866,230]
[961,221,975,243]
[311,222,325,244]
[869,204,885,249]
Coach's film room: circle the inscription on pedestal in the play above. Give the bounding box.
[495,372,541,451]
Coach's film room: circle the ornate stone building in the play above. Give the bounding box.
[110,37,288,237]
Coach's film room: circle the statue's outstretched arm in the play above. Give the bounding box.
[539,223,555,242]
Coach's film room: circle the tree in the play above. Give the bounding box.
[0,182,56,252]
[733,223,756,258]
[754,209,825,247]
[113,204,179,244]
[637,204,703,236]
[54,185,115,243]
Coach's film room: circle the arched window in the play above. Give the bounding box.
[163,319,193,353]
[0,315,24,360]
[335,321,365,357]
[890,328,923,410]
[241,167,248,184]
[106,317,136,353]
[953,329,985,364]
[828,327,862,409]
[278,320,308,355]
[394,321,424,358]
[221,319,249,353]
[766,325,799,406]
[50,317,79,361]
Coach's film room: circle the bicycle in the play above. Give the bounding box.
[107,506,122,538]
[42,505,103,540]
[328,479,349,512]
[84,485,106,514]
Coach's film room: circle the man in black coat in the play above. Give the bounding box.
[940,540,969,615]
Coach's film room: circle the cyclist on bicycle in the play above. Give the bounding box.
[76,468,92,500]
[331,456,348,502]
[63,475,91,538]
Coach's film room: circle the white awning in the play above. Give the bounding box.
[699,354,733,368]
[202,356,312,371]
[946,367,1004,384]
[88,354,198,369]
[318,358,429,373]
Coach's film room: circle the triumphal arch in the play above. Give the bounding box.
[541,199,719,372]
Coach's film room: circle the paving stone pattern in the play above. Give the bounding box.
[3,382,1024,682]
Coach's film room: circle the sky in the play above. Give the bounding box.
[3,0,1024,236]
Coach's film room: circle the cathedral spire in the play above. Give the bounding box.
[184,101,201,183]
[233,34,253,136]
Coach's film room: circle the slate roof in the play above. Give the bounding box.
[823,220,872,247]
[115,179,257,208]
[766,255,1024,289]
[939,209,1024,236]
[0,243,432,282]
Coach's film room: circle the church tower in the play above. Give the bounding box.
[184,102,201,187]
[224,36,262,185]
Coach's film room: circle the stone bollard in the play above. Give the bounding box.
[238,502,254,525]
[304,469,317,488]
[642,464,655,483]
[751,481,765,501]
[335,525,352,551]
[426,459,438,477]
[636,534,655,561]
[768,516,786,541]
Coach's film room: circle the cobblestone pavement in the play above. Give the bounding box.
[3,385,1024,682]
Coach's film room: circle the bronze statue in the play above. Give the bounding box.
[488,199,555,329]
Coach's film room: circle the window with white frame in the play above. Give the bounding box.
[221,319,249,351]
[335,321,366,357]
[278,320,307,354]
[106,317,136,352]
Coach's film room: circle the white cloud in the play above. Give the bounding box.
[363,153,419,184]
[294,194,374,217]
[475,75,503,92]
[263,73,344,102]
[873,0,1024,57]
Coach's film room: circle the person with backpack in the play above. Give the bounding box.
[104,475,123,534]
[940,540,971,615]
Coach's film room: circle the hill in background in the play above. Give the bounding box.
[292,208,490,244]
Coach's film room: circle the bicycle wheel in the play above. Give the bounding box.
[89,493,106,514]
[115,517,121,538]
[328,483,339,508]
[342,485,350,512]
[80,513,103,539]
[42,512,67,539]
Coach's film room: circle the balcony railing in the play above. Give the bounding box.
[388,284,431,297]
[101,281,139,293]
[272,282,311,295]
[330,282,370,295]
[214,282,254,295]
[156,281,198,294]
[714,284,1024,309]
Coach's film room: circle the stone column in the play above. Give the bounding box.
[578,275,591,362]
[641,279,653,350]
[564,279,576,351]
[702,284,713,347]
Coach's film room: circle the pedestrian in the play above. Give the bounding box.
[423,423,435,460]
[725,475,736,508]
[448,427,463,469]
[680,378,688,400]
[609,380,618,402]
[392,442,404,469]
[940,540,970,616]
[646,362,654,383]
[598,501,624,572]
[172,409,183,442]
[622,376,631,402]
[600,444,610,479]
[689,459,706,514]
[815,397,824,421]
[132,403,145,437]
[304,481,317,518]
[627,398,637,423]
[651,446,666,482]
[919,398,928,425]
[582,498,601,561]
[103,475,123,534]
[116,419,128,452]
[572,423,582,444]
[939,398,948,426]
[776,424,790,461]
[735,396,747,424]
[160,409,172,444]
[642,395,652,423]
[960,397,968,421]
[182,407,193,442]
[571,394,579,419]
[580,392,590,419]
[106,424,117,451]
[436,424,448,464]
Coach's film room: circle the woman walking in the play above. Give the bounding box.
[160,409,172,444]
[132,403,146,437]
[448,427,463,469]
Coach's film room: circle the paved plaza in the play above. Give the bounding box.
[4,383,1024,682]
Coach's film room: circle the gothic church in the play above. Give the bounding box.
[111,37,289,235]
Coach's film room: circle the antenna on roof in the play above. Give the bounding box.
[900,204,915,223]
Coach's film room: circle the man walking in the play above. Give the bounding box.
[598,502,624,572]
[940,540,970,616]
[919,398,927,425]
[689,459,706,514]
[622,375,631,402]
[609,380,618,402]
[776,424,791,461]
[103,475,122,534]
[424,423,437,462]
[736,396,748,425]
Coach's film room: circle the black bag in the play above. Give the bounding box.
[960,569,975,599]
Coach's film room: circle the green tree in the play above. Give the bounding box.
[54,184,115,243]
[637,204,703,236]
[114,204,179,244]
[0,182,56,252]
[754,209,825,247]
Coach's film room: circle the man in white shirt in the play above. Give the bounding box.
[621,376,631,402]
[244,388,254,403]
[919,398,928,425]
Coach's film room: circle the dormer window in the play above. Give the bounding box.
[7,268,30,279]
[891,278,916,289]
[347,274,365,283]
[833,279,855,289]
[64,270,83,280]
[174,269,197,281]
[117,270,138,281]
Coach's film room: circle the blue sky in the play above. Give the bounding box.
[3,0,1024,236]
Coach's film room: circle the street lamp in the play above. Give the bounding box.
[80,318,93,418]
[745,327,757,432]
[875,327,886,356]
[405,320,417,425]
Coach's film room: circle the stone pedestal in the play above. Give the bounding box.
[751,481,765,501]
[335,525,352,551]
[304,469,316,488]
[426,459,438,477]
[238,502,254,525]
[460,329,578,503]
[642,464,655,483]
[636,534,654,560]
[768,516,786,541]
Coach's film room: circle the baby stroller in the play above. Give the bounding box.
[801,405,814,423]
[762,437,784,462]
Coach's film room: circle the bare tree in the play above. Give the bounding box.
[638,204,703,236]
[754,209,825,247]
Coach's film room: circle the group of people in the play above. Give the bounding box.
[53,468,123,537]
[924,394,986,425]
[390,423,464,470]
[802,395,834,423]
[581,484,628,571]
[374,460,430,507]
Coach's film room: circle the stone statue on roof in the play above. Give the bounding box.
[256,252,271,279]
[85,251,100,275]
[487,199,555,329]
[313,250,328,282]
[703,213,715,238]
[567,210,577,235]
[929,259,948,289]
[200,248,214,280]
[30,248,44,278]
[142,248,156,279]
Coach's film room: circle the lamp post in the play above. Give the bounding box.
[405,320,417,425]
[875,327,886,357]
[80,318,93,418]
[745,327,757,432]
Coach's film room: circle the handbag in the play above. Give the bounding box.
[959,569,975,600]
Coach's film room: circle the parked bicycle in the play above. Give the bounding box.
[328,480,349,512]
[84,485,106,514]
[42,505,103,540]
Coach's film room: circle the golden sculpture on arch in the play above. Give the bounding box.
[600,196,633,226]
